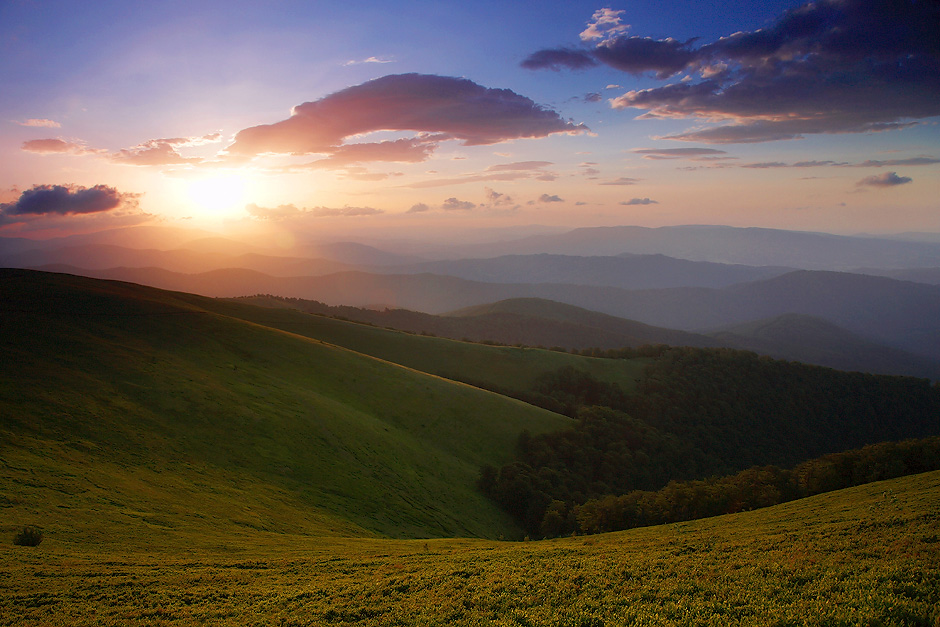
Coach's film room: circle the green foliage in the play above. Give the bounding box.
[481,349,940,537]
[12,526,43,547]
[577,437,940,534]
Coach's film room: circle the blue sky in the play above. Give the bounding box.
[2,0,938,241]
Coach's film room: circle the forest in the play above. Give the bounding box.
[477,346,940,537]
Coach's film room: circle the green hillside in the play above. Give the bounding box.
[191,294,649,395]
[0,269,571,542]
[2,471,938,626]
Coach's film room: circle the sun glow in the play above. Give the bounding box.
[185,174,247,216]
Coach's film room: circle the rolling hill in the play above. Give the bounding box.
[0,269,572,542]
[708,313,940,378]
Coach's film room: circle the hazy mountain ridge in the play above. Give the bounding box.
[33,264,940,368]
[0,243,352,276]
[376,253,792,289]
[442,225,940,270]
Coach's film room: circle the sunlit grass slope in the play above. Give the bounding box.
[189,296,648,394]
[0,269,571,542]
[2,471,937,626]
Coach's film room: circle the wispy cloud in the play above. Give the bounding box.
[343,56,394,66]
[620,197,658,205]
[633,147,728,160]
[246,203,383,220]
[18,118,61,128]
[600,177,640,185]
[21,138,102,156]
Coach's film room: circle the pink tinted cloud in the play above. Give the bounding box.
[21,138,101,155]
[227,74,587,157]
[308,138,438,168]
[19,118,61,128]
[111,133,221,166]
[246,203,383,220]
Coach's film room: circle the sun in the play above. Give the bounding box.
[185,174,247,216]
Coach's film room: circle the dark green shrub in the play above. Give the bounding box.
[13,526,43,547]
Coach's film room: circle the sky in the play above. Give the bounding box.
[1,0,938,243]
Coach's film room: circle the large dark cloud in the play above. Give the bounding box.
[227,74,587,157]
[594,37,696,79]
[524,0,940,143]
[0,184,137,216]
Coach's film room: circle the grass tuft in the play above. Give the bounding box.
[12,526,43,547]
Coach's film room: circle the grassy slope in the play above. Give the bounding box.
[1,471,937,626]
[0,269,571,541]
[189,295,649,394]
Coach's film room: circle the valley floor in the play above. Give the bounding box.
[2,471,938,626]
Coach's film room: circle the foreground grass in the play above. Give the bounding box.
[2,471,938,626]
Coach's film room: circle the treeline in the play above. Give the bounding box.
[479,346,940,537]
[573,437,940,535]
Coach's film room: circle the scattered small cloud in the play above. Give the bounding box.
[538,193,564,203]
[343,56,394,66]
[856,172,912,188]
[111,133,221,166]
[442,197,477,211]
[246,203,384,220]
[579,8,630,41]
[486,161,554,172]
[21,138,102,155]
[18,118,60,128]
[633,147,728,160]
[620,197,658,205]
[483,187,514,207]
[583,92,603,103]
[852,157,940,167]
[600,177,640,185]
[407,203,430,213]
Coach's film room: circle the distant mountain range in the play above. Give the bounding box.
[376,253,792,290]
[6,222,940,379]
[32,264,940,366]
[239,294,940,380]
[438,225,940,270]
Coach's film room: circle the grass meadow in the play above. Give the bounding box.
[3,471,938,626]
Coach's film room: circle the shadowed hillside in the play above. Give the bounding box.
[0,269,570,542]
